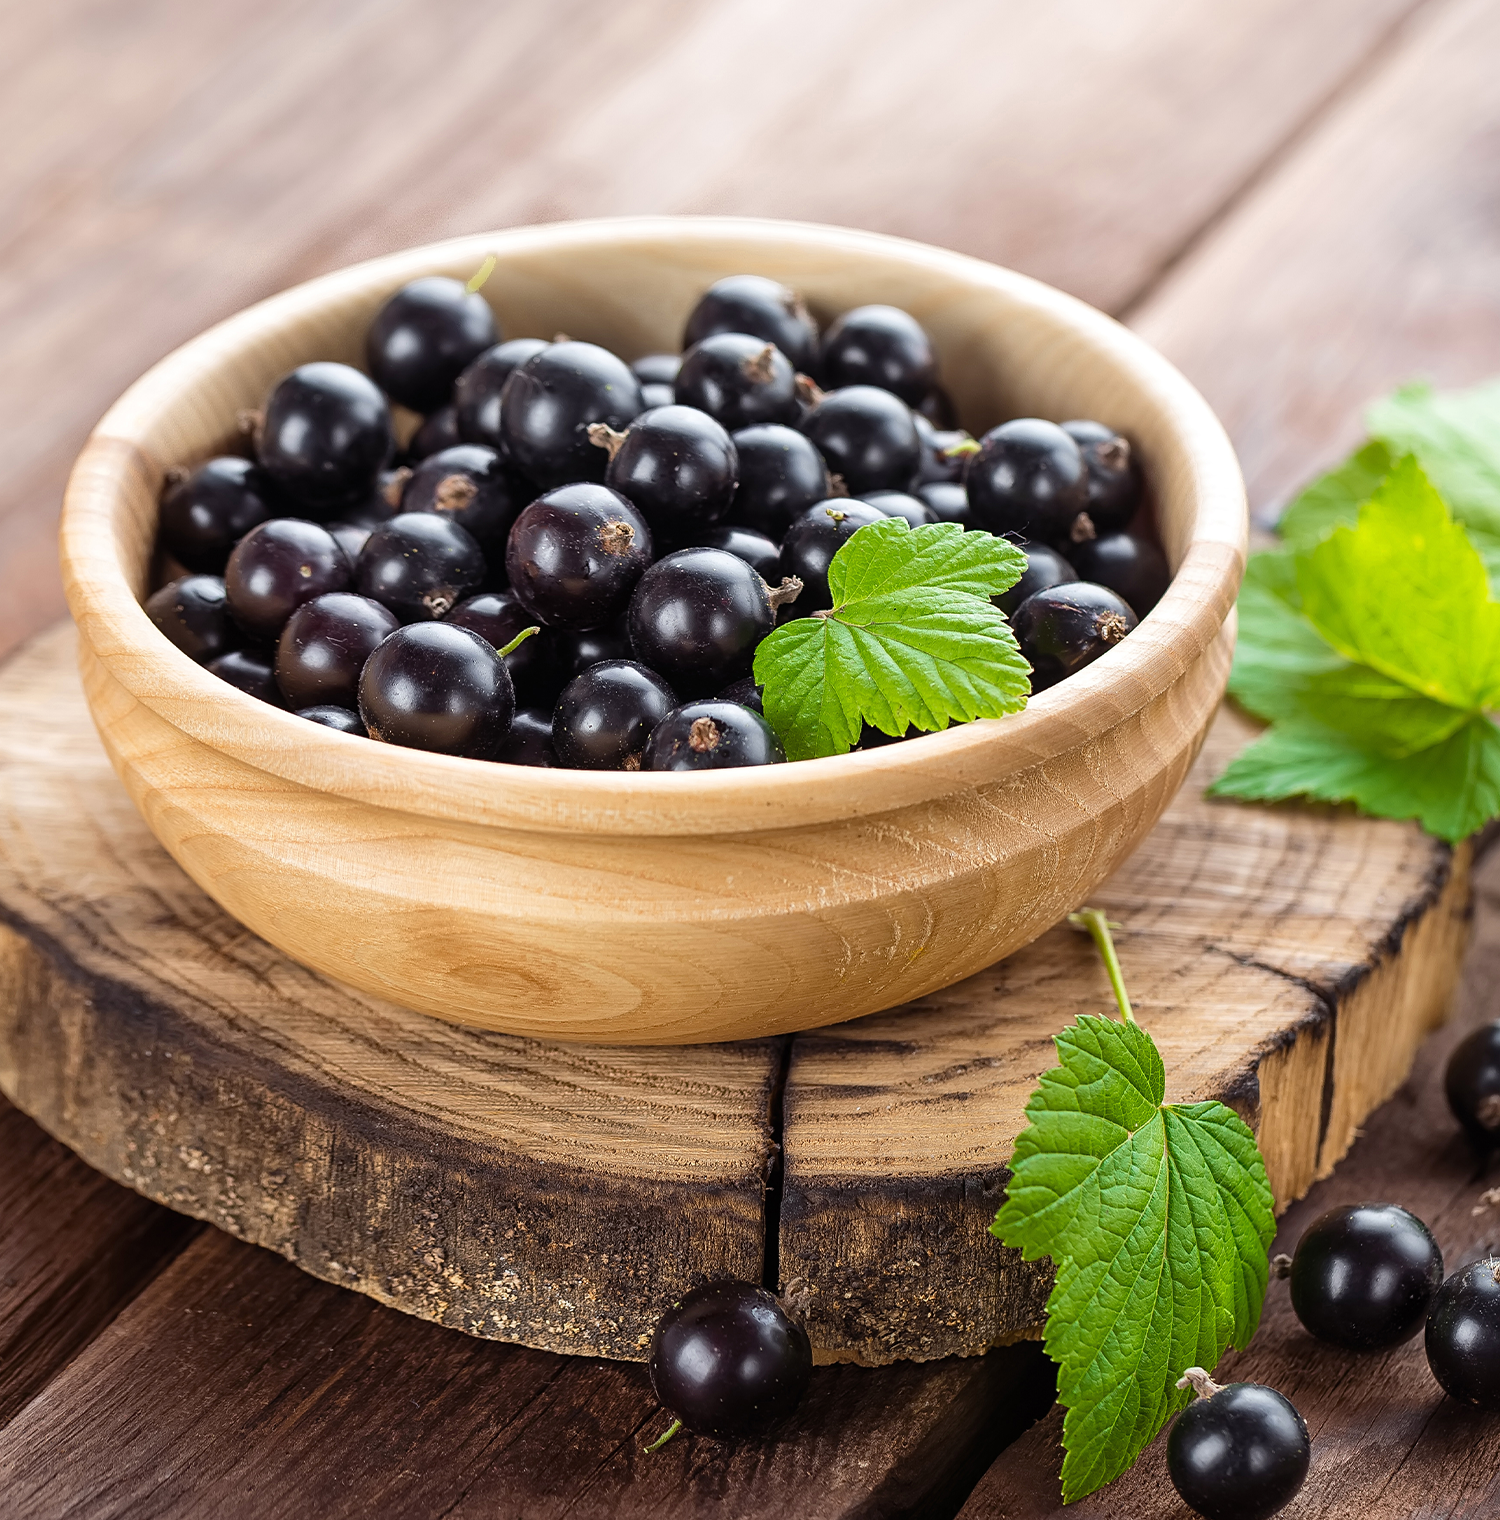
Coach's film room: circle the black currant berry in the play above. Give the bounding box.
[631,353,680,388]
[643,702,786,770]
[1444,1021,1500,1153]
[554,622,634,683]
[1167,1368,1310,1520]
[453,338,551,450]
[445,591,559,708]
[820,304,935,406]
[500,341,644,489]
[1011,582,1137,691]
[401,444,524,548]
[1062,419,1141,535]
[995,543,1078,618]
[648,1280,812,1439]
[506,484,653,631]
[358,622,514,758]
[327,520,373,566]
[1068,531,1170,617]
[916,480,973,528]
[224,518,352,640]
[696,525,781,580]
[275,592,400,709]
[640,383,675,410]
[1426,1258,1500,1409]
[718,676,763,713]
[408,404,461,462]
[599,405,738,538]
[366,276,497,413]
[913,412,974,486]
[551,660,675,770]
[778,499,889,611]
[683,274,819,375]
[861,490,936,527]
[146,574,236,662]
[158,458,279,573]
[258,363,393,511]
[297,704,366,735]
[676,333,799,431]
[966,418,1089,544]
[728,423,830,538]
[918,384,959,430]
[494,707,556,767]
[628,547,799,695]
[356,512,486,622]
[1289,1202,1443,1350]
[206,648,283,706]
[801,385,920,495]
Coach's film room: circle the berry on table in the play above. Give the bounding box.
[695,524,781,580]
[158,457,278,573]
[355,512,486,622]
[727,423,830,538]
[1425,1257,1500,1409]
[551,659,675,770]
[258,362,393,512]
[995,542,1078,618]
[407,404,461,462]
[599,404,739,539]
[683,274,819,375]
[1011,581,1137,690]
[675,333,799,431]
[1445,1021,1500,1153]
[296,704,366,734]
[454,337,552,451]
[206,648,283,706]
[495,707,557,767]
[778,499,888,611]
[274,592,400,709]
[965,418,1089,544]
[224,518,352,640]
[800,385,921,495]
[146,574,236,662]
[819,304,935,405]
[1068,530,1170,616]
[445,590,560,708]
[861,489,936,527]
[643,702,786,769]
[1062,418,1141,535]
[365,275,497,414]
[401,443,524,549]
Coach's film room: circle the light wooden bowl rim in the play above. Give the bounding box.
[61,216,1246,837]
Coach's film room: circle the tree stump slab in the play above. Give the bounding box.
[0,625,1472,1364]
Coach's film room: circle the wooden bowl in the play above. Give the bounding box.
[61,217,1246,1045]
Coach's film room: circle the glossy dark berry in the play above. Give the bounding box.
[631,353,680,387]
[916,480,974,528]
[552,659,675,770]
[820,304,935,406]
[676,333,799,431]
[402,444,524,548]
[801,385,920,495]
[966,418,1089,544]
[297,704,365,734]
[408,404,461,462]
[327,520,374,566]
[918,384,959,430]
[1444,1021,1500,1152]
[1062,419,1141,535]
[1290,1202,1443,1350]
[158,458,278,573]
[146,574,236,662]
[358,622,514,758]
[1012,582,1137,691]
[366,276,497,413]
[640,383,674,410]
[996,542,1078,617]
[683,274,819,375]
[506,484,653,631]
[644,701,785,770]
[259,362,393,511]
[356,512,486,622]
[628,548,790,695]
[861,490,937,527]
[338,468,407,529]
[602,405,738,538]
[275,592,400,709]
[696,525,781,580]
[1068,531,1170,617]
[445,591,558,708]
[913,413,973,486]
[224,518,352,640]
[500,341,644,489]
[206,648,283,706]
[778,499,888,611]
[1426,1257,1500,1409]
[495,707,556,767]
[718,676,763,713]
[554,622,634,683]
[648,1280,812,1439]
[453,338,551,451]
[728,423,830,538]
[1167,1376,1310,1520]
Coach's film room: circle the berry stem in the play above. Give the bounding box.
[643,1418,683,1453]
[495,626,541,658]
[465,253,497,294]
[1068,906,1134,1024]
[1175,1367,1225,1401]
[764,575,804,610]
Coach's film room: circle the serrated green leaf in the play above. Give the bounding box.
[1368,378,1500,536]
[991,1014,1275,1502]
[828,514,1027,601]
[1277,439,1392,549]
[1228,552,1340,722]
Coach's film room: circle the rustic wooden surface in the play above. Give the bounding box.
[4,0,1499,1513]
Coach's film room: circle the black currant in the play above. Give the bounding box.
[861,490,937,527]
[918,384,959,429]
[1167,1368,1310,1520]
[1444,1021,1500,1153]
[778,499,888,611]
[274,591,400,709]
[206,648,283,706]
[1062,418,1141,535]
[676,333,799,431]
[355,512,486,622]
[146,574,236,662]
[683,274,819,375]
[728,423,830,538]
[718,676,763,713]
[1289,1202,1443,1350]
[408,404,461,462]
[494,707,556,767]
[599,405,738,538]
[801,385,920,495]
[1426,1257,1500,1409]
[500,341,644,489]
[643,702,785,770]
[966,418,1089,544]
[327,520,374,566]
[224,518,352,640]
[551,659,675,770]
[297,704,366,735]
[1011,582,1137,691]
[648,1280,812,1439]
[158,457,279,573]
[445,590,559,708]
[258,362,393,512]
[631,353,680,387]
[995,542,1078,618]
[819,304,935,405]
[366,276,497,414]
[916,480,974,528]
[453,338,551,451]
[358,622,514,758]
[695,525,781,580]
[1068,531,1170,617]
[554,621,634,684]
[338,467,407,529]
[505,484,653,631]
[401,444,524,549]
[913,412,974,486]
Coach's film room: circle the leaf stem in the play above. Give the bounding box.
[1067,907,1135,1024]
[643,1418,682,1453]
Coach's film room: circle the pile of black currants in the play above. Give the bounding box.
[147,266,1167,771]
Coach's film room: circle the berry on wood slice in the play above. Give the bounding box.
[778,499,889,612]
[355,512,486,622]
[1011,581,1136,690]
[274,592,400,710]
[598,404,739,538]
[454,337,551,451]
[551,659,675,771]
[966,417,1089,545]
[819,304,936,406]
[1062,418,1141,535]
[224,518,352,640]
[146,574,235,662]
[401,443,525,548]
[643,702,786,770]
[296,704,366,734]
[1068,531,1171,617]
[675,333,799,432]
[445,590,559,709]
[365,276,498,414]
[683,274,819,375]
[158,457,279,574]
[1444,1020,1500,1153]
[800,385,920,496]
[205,648,284,707]
[995,542,1078,618]
[728,423,830,539]
[1426,1257,1500,1410]
[257,362,393,512]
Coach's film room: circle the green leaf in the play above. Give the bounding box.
[1368,377,1500,536]
[1277,439,1392,549]
[753,518,1031,761]
[1227,552,1340,721]
[991,1015,1275,1502]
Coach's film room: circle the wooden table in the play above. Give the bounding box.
[3,0,1499,1514]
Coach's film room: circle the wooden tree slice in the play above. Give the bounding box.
[0,626,1472,1364]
